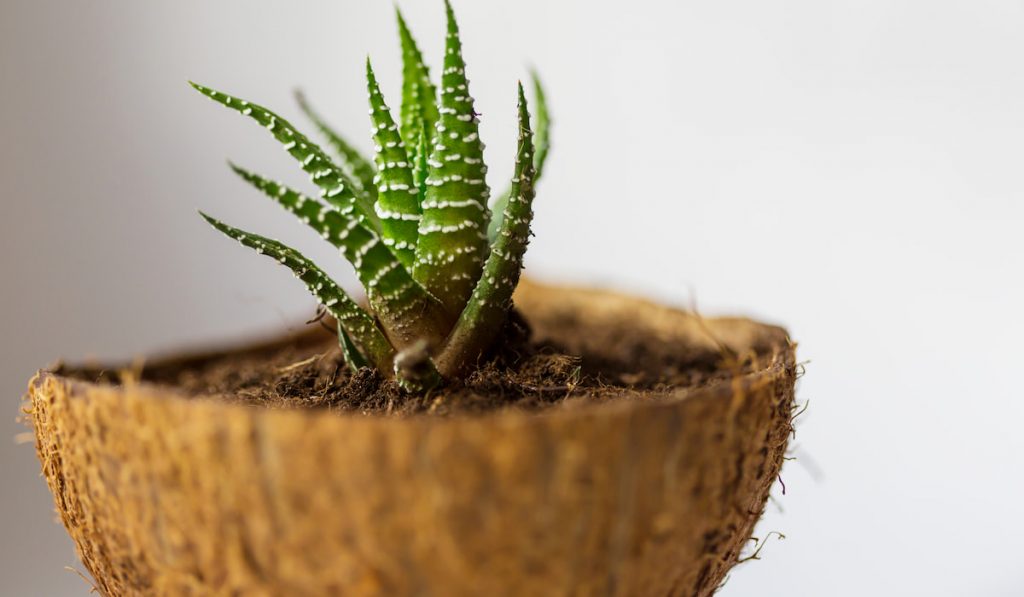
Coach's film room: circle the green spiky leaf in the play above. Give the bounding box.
[412,120,430,202]
[366,58,420,268]
[437,82,537,378]
[200,212,394,369]
[412,0,491,314]
[338,322,370,372]
[195,2,554,391]
[396,7,440,164]
[487,70,550,241]
[190,82,379,232]
[294,89,378,199]
[529,70,551,180]
[228,164,450,348]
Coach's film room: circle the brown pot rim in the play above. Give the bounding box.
[26,281,798,597]
[36,279,794,426]
[35,351,790,429]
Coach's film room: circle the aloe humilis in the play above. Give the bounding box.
[193,0,550,391]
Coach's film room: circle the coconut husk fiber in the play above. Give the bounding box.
[25,280,797,596]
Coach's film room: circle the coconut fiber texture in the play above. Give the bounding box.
[26,281,797,597]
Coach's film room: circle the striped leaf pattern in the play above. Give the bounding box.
[412,121,430,204]
[487,70,551,241]
[228,165,448,348]
[413,0,491,313]
[396,8,440,165]
[294,90,378,200]
[437,83,536,377]
[190,82,379,232]
[200,213,394,369]
[366,59,420,268]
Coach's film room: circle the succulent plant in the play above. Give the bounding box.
[193,0,550,392]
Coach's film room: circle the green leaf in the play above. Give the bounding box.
[294,89,378,200]
[487,70,550,242]
[200,212,394,370]
[412,0,491,314]
[412,120,430,202]
[228,164,451,348]
[189,82,380,232]
[338,322,370,372]
[436,82,536,378]
[529,70,551,181]
[366,58,420,268]
[396,7,440,165]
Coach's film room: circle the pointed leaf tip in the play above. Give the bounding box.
[396,3,440,169]
[191,83,383,231]
[444,0,460,34]
[189,81,217,98]
[412,0,490,313]
[198,211,229,232]
[365,54,419,268]
[198,213,395,370]
[487,70,551,242]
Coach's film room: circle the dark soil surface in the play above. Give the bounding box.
[58,301,781,417]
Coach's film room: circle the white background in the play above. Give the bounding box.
[2,1,1022,595]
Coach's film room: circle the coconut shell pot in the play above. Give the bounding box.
[26,280,796,596]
